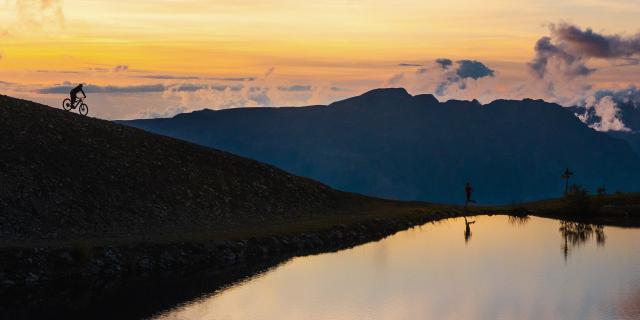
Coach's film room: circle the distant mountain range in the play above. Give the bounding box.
[121,88,640,204]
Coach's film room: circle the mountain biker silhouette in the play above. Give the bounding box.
[70,84,86,106]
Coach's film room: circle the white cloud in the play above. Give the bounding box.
[587,96,630,132]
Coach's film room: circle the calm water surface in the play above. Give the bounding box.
[153,216,640,320]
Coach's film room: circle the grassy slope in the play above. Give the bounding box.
[0,95,638,249]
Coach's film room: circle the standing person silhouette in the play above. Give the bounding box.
[465,182,473,205]
[70,84,86,107]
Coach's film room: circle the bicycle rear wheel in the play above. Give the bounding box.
[79,103,89,116]
[62,98,72,111]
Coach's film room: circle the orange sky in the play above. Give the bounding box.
[1,0,639,119]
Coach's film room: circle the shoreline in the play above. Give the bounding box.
[2,194,640,318]
[1,211,455,319]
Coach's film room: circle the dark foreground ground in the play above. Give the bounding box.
[1,94,640,319]
[1,192,638,320]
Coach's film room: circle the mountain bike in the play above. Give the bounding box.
[62,97,89,116]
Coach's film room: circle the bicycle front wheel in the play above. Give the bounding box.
[79,103,89,116]
[62,98,72,111]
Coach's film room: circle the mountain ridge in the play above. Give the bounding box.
[121,88,640,204]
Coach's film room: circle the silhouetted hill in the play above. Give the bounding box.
[121,88,640,204]
[0,95,357,242]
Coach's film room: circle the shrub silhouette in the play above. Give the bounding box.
[563,184,592,215]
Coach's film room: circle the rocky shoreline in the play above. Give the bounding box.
[0,211,456,317]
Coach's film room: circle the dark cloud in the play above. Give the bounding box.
[529,23,640,78]
[529,36,595,78]
[277,85,312,92]
[436,75,460,96]
[593,85,640,105]
[435,58,453,69]
[554,23,640,59]
[416,68,428,74]
[435,60,495,96]
[456,60,495,80]
[398,63,423,67]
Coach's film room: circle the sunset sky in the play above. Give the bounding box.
[1,0,639,119]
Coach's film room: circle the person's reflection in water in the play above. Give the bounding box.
[464,217,475,244]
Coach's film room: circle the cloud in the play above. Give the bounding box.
[456,60,495,80]
[386,73,405,86]
[435,58,453,69]
[575,86,640,132]
[38,84,166,94]
[587,96,630,132]
[138,75,201,80]
[36,69,81,74]
[529,36,595,79]
[140,106,187,119]
[137,75,256,81]
[434,59,495,96]
[206,77,256,81]
[163,85,273,108]
[277,85,312,92]
[37,83,245,94]
[529,23,640,79]
[398,63,423,67]
[112,65,129,72]
[15,0,65,30]
[554,23,640,59]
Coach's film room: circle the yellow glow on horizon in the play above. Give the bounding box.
[2,0,640,120]
[10,0,632,76]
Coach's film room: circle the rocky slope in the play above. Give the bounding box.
[0,95,355,242]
